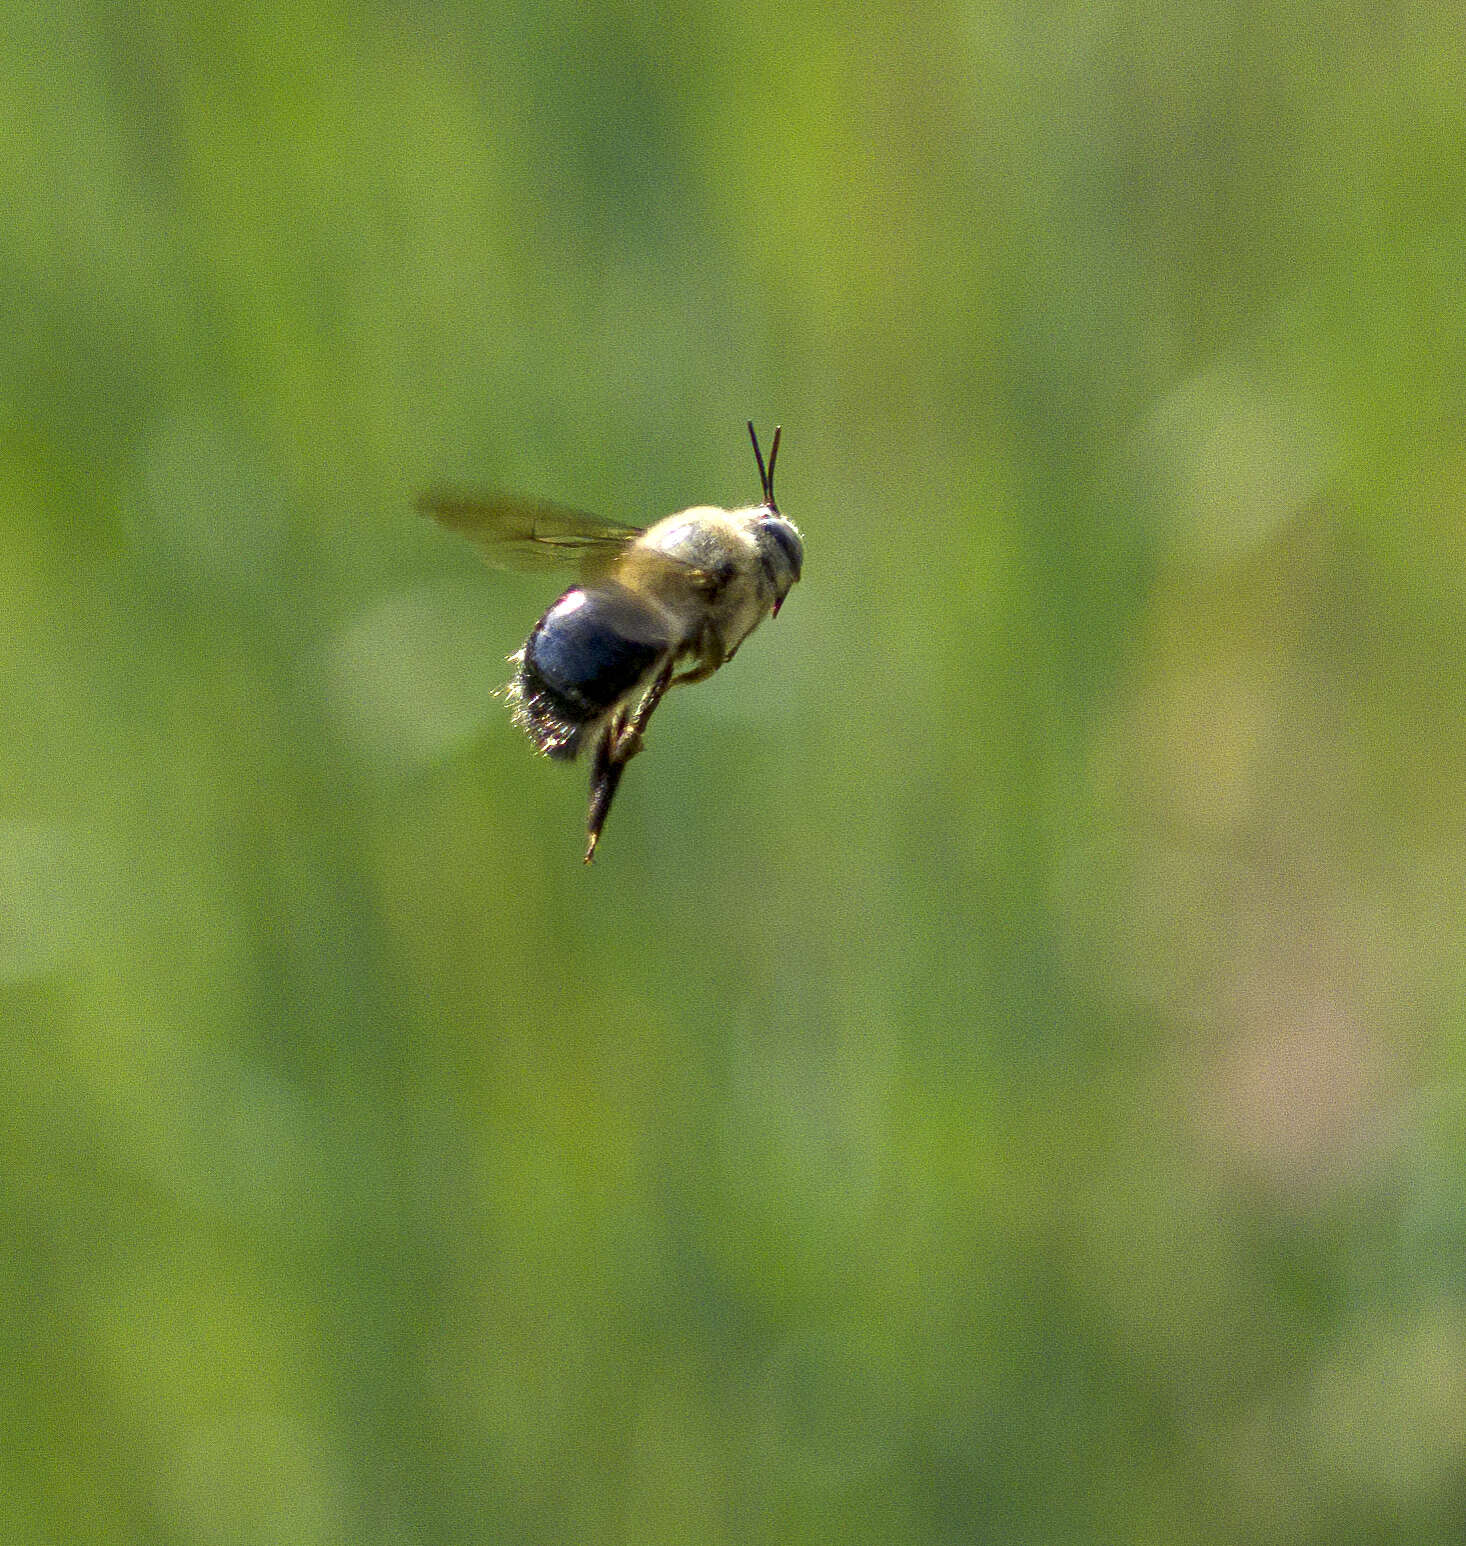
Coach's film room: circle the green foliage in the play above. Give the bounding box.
[4,1,1466,1541]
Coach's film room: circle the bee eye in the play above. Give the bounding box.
[758,516,803,582]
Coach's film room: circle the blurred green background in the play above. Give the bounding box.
[5,1,1466,1541]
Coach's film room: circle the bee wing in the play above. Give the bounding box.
[416,489,643,578]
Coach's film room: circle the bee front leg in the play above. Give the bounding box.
[669,630,724,690]
[669,660,718,688]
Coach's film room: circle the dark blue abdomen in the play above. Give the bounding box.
[512,584,670,759]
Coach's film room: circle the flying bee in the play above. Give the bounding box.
[417,423,803,863]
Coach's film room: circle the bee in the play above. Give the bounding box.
[418,423,803,862]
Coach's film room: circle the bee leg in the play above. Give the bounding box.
[584,712,626,864]
[668,631,725,689]
[582,664,674,864]
[611,661,675,762]
[669,659,718,688]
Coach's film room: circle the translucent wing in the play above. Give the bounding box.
[416,489,643,577]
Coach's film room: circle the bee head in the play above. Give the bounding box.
[747,421,801,613]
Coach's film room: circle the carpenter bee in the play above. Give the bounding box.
[418,423,803,862]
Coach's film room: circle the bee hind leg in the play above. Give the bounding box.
[583,663,675,864]
[611,662,675,762]
[583,715,625,864]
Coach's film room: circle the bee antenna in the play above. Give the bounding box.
[747,421,782,512]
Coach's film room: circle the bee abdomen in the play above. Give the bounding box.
[510,584,670,760]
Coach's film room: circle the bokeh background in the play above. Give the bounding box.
[6,1,1466,1541]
